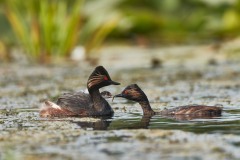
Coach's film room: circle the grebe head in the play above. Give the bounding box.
[87,66,120,90]
[114,84,148,102]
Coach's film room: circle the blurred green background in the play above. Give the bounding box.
[0,0,239,63]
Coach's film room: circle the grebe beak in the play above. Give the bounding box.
[110,80,120,85]
[112,93,124,102]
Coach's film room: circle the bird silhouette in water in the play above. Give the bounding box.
[40,66,120,117]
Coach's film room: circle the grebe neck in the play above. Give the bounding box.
[139,100,155,116]
[89,88,111,112]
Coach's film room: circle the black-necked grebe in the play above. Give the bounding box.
[40,66,120,117]
[114,84,222,117]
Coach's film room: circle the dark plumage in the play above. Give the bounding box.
[114,84,222,117]
[40,66,120,117]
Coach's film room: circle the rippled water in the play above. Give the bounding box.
[2,106,240,135]
[73,108,240,134]
[1,61,240,159]
[12,103,231,134]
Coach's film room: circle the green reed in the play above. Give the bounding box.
[2,0,120,63]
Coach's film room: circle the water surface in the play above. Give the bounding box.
[72,107,240,134]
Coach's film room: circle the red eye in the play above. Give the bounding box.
[104,76,108,81]
[124,90,128,94]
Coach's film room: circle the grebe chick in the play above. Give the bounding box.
[100,91,113,99]
[40,66,120,117]
[114,84,222,117]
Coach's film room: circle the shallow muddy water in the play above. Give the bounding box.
[1,46,240,159]
[107,109,240,134]
[2,105,240,135]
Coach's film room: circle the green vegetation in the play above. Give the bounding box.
[0,0,240,63]
[110,0,240,43]
[0,0,120,63]
[3,0,83,63]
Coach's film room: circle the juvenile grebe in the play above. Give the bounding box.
[114,84,222,117]
[100,91,113,99]
[40,66,120,117]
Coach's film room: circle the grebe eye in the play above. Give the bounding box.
[124,90,128,94]
[104,76,108,81]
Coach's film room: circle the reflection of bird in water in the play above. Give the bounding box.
[160,114,217,121]
[71,114,217,130]
[72,116,152,130]
[114,84,222,118]
[40,66,120,117]
[72,118,112,130]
